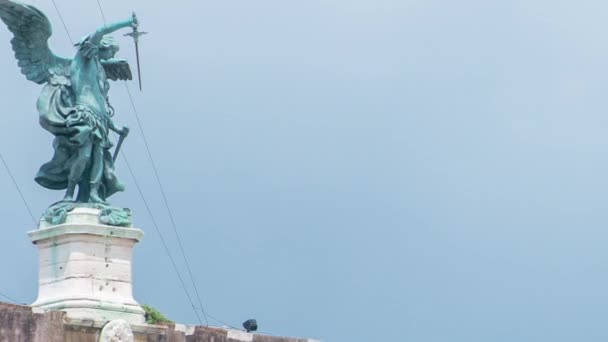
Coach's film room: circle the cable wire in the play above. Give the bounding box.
[49,0,74,45]
[120,150,204,325]
[88,0,210,326]
[85,0,225,328]
[206,312,240,330]
[43,0,221,328]
[95,0,107,26]
[0,152,37,226]
[124,82,210,326]
[0,291,23,305]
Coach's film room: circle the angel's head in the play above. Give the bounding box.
[99,36,119,60]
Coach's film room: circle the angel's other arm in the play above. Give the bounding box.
[108,118,129,136]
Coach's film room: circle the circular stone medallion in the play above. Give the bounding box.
[99,319,134,342]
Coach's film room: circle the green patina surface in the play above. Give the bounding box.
[29,225,143,243]
[0,1,140,222]
[43,202,132,227]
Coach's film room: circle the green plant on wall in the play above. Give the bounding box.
[142,304,172,325]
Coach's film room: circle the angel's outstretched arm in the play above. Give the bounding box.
[89,14,137,45]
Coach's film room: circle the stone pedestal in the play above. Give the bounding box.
[28,207,145,324]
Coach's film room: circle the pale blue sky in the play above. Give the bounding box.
[1,0,608,341]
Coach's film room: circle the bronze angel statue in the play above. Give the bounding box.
[0,0,136,206]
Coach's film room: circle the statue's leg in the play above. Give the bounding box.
[64,139,93,201]
[76,180,91,203]
[88,144,105,203]
[63,181,76,201]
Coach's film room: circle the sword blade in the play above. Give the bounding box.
[135,40,143,91]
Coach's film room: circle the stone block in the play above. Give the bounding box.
[28,207,145,324]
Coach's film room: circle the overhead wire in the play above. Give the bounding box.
[206,313,240,330]
[88,0,209,325]
[119,14,246,333]
[49,0,242,330]
[44,0,205,325]
[0,152,37,226]
[123,82,210,326]
[49,0,74,45]
[92,0,212,327]
[120,151,204,325]
[94,0,107,26]
[0,291,23,305]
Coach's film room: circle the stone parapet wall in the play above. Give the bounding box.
[0,302,318,342]
[0,302,64,342]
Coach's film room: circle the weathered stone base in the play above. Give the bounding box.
[0,302,320,342]
[28,207,145,324]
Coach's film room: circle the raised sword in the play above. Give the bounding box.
[124,12,147,91]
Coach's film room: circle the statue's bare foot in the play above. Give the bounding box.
[63,192,75,202]
[89,186,107,204]
[89,193,106,204]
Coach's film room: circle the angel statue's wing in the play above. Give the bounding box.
[0,0,71,84]
[101,59,133,81]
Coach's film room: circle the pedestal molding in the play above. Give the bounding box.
[29,207,145,324]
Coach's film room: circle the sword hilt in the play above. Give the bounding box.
[125,12,148,42]
[124,31,148,42]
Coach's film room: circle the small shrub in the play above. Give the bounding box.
[142,304,172,325]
